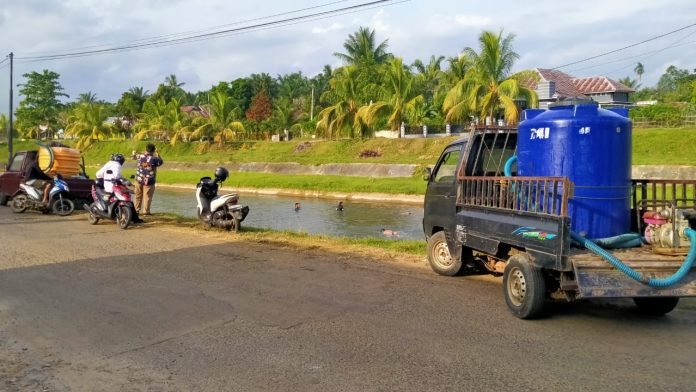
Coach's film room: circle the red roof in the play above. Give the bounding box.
[572,76,634,93]
[531,68,634,99]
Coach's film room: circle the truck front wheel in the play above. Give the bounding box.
[503,254,546,319]
[427,231,462,276]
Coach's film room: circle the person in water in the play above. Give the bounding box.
[294,202,301,211]
[381,228,400,236]
[336,201,344,211]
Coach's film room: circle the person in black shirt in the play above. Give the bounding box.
[23,156,51,205]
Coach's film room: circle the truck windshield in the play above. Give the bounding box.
[8,153,26,172]
[433,146,462,183]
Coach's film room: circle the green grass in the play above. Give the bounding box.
[84,168,427,195]
[632,128,696,165]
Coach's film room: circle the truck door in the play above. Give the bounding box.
[0,152,27,197]
[423,143,464,237]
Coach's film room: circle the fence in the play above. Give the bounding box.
[632,115,696,128]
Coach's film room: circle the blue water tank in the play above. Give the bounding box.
[517,103,632,239]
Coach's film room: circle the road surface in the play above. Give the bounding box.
[0,207,695,391]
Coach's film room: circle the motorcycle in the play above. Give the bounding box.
[196,167,249,232]
[11,176,75,216]
[85,175,135,229]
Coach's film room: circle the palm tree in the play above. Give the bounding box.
[359,57,423,133]
[634,62,645,82]
[316,66,366,139]
[334,27,390,66]
[164,74,185,89]
[64,103,114,149]
[618,77,641,90]
[443,30,537,125]
[191,91,245,145]
[412,55,445,101]
[133,97,170,140]
[77,91,98,104]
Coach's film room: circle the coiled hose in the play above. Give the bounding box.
[571,228,696,288]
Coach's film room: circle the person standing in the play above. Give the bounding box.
[132,143,163,215]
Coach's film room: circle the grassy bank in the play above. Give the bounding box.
[83,168,427,195]
[3,127,695,167]
[153,213,426,256]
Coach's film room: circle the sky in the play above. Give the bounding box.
[1,0,695,115]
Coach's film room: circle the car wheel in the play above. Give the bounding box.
[503,254,546,319]
[427,231,462,276]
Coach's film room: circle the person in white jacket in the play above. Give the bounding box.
[96,153,125,193]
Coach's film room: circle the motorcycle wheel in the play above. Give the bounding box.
[228,215,240,232]
[11,194,28,213]
[52,196,75,216]
[117,205,132,229]
[88,211,100,225]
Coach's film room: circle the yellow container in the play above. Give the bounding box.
[38,146,82,177]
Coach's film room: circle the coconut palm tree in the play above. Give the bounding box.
[191,91,245,145]
[443,30,537,125]
[359,57,423,133]
[334,27,390,66]
[634,62,645,82]
[316,66,367,139]
[412,55,445,99]
[64,103,115,149]
[77,91,98,104]
[133,97,170,140]
[619,77,641,90]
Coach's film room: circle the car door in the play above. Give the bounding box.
[423,143,464,238]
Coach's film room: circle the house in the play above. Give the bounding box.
[529,68,634,109]
[180,105,210,118]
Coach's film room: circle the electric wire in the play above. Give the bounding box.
[15,0,402,61]
[19,0,354,56]
[551,22,696,69]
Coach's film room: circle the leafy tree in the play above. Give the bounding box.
[191,91,245,145]
[443,30,537,125]
[15,70,69,138]
[248,73,277,99]
[64,103,115,149]
[246,88,273,123]
[656,66,695,102]
[230,78,253,113]
[151,74,187,103]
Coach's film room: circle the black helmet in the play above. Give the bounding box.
[111,153,125,165]
[214,167,229,182]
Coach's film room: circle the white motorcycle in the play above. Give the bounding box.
[196,167,249,232]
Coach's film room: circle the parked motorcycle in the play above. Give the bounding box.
[11,176,75,216]
[85,176,135,229]
[196,167,249,232]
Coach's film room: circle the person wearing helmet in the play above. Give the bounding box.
[96,153,125,194]
[131,143,163,215]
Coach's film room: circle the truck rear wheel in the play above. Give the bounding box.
[427,231,462,276]
[633,297,679,316]
[503,254,546,319]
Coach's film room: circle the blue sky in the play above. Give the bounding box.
[1,0,695,114]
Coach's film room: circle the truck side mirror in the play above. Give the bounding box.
[423,167,432,181]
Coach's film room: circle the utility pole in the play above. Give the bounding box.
[310,85,314,121]
[8,52,13,165]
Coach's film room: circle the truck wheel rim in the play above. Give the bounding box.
[508,267,526,306]
[434,241,453,267]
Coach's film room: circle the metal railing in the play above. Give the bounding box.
[457,176,572,217]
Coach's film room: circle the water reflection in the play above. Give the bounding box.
[152,188,424,240]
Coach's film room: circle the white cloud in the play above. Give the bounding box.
[454,14,492,28]
[312,23,343,34]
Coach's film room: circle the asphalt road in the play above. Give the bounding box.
[1,207,695,391]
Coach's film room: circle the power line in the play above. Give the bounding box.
[16,0,403,62]
[552,22,696,69]
[19,0,354,57]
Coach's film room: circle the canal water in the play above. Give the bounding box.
[151,188,425,240]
